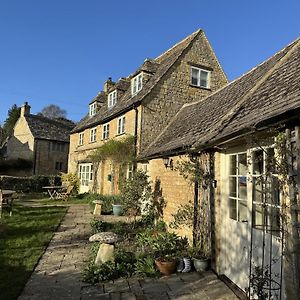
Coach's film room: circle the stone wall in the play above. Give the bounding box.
[6,116,34,161]
[146,155,194,241]
[139,32,228,153]
[68,108,139,194]
[34,139,69,175]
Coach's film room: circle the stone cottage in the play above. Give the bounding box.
[4,102,75,176]
[139,37,300,299]
[68,29,228,193]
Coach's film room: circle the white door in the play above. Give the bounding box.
[223,152,251,291]
[220,149,283,296]
[78,163,93,193]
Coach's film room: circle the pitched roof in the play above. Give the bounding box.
[25,114,75,142]
[140,37,300,158]
[72,29,202,133]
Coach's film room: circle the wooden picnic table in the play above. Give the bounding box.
[0,189,16,218]
[42,186,64,200]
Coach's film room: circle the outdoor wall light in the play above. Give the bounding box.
[163,157,173,170]
[212,179,217,188]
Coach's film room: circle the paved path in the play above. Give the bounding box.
[19,204,92,300]
[19,205,238,300]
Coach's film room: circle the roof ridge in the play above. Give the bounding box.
[193,36,300,149]
[28,114,74,128]
[154,29,202,62]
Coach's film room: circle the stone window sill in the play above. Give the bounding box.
[189,84,211,91]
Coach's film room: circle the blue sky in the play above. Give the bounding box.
[0,0,299,124]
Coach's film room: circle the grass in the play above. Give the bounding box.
[0,205,67,300]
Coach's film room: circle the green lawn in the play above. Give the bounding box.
[0,205,67,300]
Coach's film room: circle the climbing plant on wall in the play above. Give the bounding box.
[88,135,135,193]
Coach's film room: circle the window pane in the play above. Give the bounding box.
[238,176,247,199]
[200,70,208,87]
[253,150,263,175]
[238,200,248,222]
[191,68,199,85]
[229,155,237,175]
[230,198,237,220]
[229,177,237,197]
[253,203,264,228]
[267,207,280,233]
[238,153,247,175]
[253,177,263,203]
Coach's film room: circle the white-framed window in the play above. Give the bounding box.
[251,147,281,234]
[78,132,84,146]
[108,90,117,108]
[117,115,126,135]
[131,73,143,95]
[78,163,93,186]
[191,67,210,88]
[89,102,97,116]
[102,123,110,140]
[127,164,134,180]
[228,152,248,222]
[90,127,97,143]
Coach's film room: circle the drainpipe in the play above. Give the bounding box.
[33,140,37,175]
[133,105,139,171]
[190,153,199,248]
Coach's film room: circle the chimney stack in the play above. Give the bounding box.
[20,102,31,117]
[103,77,115,92]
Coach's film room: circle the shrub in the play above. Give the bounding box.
[59,172,79,192]
[120,170,152,216]
[137,231,188,260]
[0,175,61,192]
[82,261,118,283]
[90,219,107,234]
[135,256,158,277]
[0,158,32,172]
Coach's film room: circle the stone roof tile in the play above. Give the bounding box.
[72,29,201,133]
[26,114,75,142]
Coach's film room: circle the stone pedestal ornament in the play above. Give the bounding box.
[89,232,120,243]
[92,200,103,216]
[95,243,115,265]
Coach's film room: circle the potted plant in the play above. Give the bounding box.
[188,245,210,272]
[150,232,188,275]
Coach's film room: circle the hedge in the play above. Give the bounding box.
[0,175,61,193]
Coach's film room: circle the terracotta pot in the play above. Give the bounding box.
[155,259,177,275]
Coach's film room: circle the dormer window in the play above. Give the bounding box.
[131,73,143,95]
[89,102,97,116]
[191,67,210,89]
[108,90,117,108]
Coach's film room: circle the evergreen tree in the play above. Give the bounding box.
[3,104,21,137]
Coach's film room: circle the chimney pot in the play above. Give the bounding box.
[21,102,31,117]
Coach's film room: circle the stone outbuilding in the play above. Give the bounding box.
[139,37,300,299]
[4,102,75,176]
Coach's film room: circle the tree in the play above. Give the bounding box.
[2,104,21,137]
[40,104,66,119]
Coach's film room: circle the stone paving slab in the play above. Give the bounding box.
[18,204,239,300]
